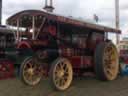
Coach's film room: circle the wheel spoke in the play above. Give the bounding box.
[64,69,69,76]
[58,63,62,69]
[106,69,113,77]
[27,73,33,81]
[56,65,60,71]
[23,70,29,75]
[61,78,66,86]
[60,62,64,69]
[63,75,68,81]
[63,63,67,70]
[55,77,60,85]
[27,62,33,68]
[24,71,29,77]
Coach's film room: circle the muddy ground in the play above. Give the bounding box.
[0,76,128,96]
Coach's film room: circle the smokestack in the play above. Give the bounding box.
[43,0,54,12]
[0,0,2,25]
[50,0,52,6]
[45,0,47,7]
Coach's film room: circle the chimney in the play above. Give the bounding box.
[50,0,52,6]
[45,0,47,7]
[0,0,2,25]
[43,0,54,12]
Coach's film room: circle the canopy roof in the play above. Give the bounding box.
[7,10,121,34]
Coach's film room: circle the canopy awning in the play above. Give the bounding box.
[7,10,121,34]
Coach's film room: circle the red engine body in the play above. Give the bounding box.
[6,10,121,76]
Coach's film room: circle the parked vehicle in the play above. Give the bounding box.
[119,40,128,75]
[7,10,121,91]
[0,26,15,79]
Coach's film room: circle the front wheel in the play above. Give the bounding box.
[95,42,119,81]
[49,58,73,91]
[20,57,42,86]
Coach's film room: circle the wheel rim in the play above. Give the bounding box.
[22,58,42,85]
[53,59,73,90]
[103,44,118,80]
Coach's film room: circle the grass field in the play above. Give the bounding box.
[0,76,128,96]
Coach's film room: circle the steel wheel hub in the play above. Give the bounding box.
[57,69,65,78]
[27,68,34,75]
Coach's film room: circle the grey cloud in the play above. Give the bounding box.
[3,0,43,16]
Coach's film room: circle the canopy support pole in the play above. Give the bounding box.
[32,16,35,40]
[17,19,20,42]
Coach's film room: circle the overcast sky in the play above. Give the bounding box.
[2,0,128,37]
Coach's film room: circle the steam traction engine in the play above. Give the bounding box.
[0,27,15,79]
[7,10,121,91]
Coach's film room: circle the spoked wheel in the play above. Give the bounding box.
[20,57,42,86]
[95,42,119,80]
[50,58,73,91]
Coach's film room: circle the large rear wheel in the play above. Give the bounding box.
[95,42,119,80]
[50,58,73,91]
